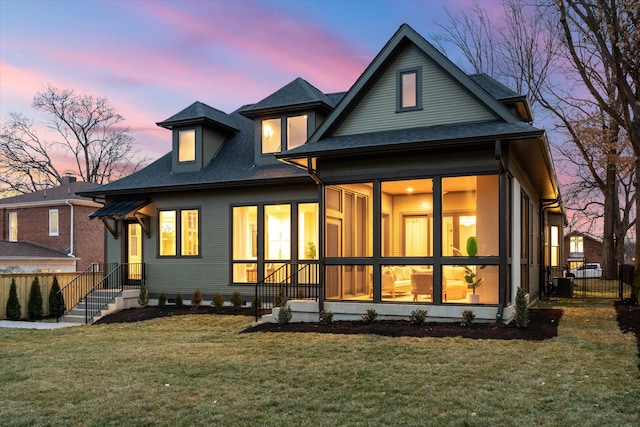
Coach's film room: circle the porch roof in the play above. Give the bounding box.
[89,199,149,219]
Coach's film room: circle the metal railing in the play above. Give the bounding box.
[57,263,144,323]
[546,264,634,300]
[254,262,319,321]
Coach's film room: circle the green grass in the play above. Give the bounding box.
[0,300,638,426]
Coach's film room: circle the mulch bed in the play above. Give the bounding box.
[615,299,640,371]
[96,305,563,341]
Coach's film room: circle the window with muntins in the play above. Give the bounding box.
[49,209,59,236]
[9,212,17,242]
[262,115,308,154]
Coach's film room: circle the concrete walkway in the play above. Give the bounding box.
[0,320,82,329]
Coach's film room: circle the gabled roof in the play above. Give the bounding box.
[156,101,239,133]
[240,77,339,118]
[308,24,520,144]
[0,181,99,207]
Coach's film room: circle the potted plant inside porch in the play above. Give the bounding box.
[464,236,486,303]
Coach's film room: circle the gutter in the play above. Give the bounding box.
[65,200,75,257]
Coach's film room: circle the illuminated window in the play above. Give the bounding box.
[181,210,199,256]
[159,211,176,256]
[232,206,258,283]
[178,129,196,162]
[159,209,200,257]
[299,203,318,260]
[570,235,583,253]
[49,209,59,236]
[550,225,559,267]
[287,115,307,149]
[397,67,422,111]
[9,212,17,242]
[262,119,281,154]
[265,204,291,260]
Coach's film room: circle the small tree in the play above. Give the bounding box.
[5,278,21,320]
[48,276,66,318]
[191,289,203,308]
[514,287,529,328]
[461,310,475,327]
[28,277,43,319]
[138,280,149,308]
[230,291,243,309]
[158,292,167,308]
[212,293,225,310]
[175,292,184,308]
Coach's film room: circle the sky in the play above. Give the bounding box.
[0,0,500,162]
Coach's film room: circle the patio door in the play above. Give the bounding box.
[325,217,342,298]
[126,222,143,281]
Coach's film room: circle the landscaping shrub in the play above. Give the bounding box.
[277,303,293,325]
[461,310,475,327]
[514,287,529,328]
[5,278,21,320]
[191,288,203,308]
[175,292,184,308]
[28,276,43,319]
[212,293,225,309]
[409,308,428,326]
[138,280,149,307]
[48,276,66,318]
[158,292,167,308]
[231,291,243,308]
[251,296,262,310]
[361,308,378,324]
[320,310,334,324]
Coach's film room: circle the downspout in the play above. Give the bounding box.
[306,156,324,317]
[65,200,75,258]
[495,139,506,322]
[540,198,561,300]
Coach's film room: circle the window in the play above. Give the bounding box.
[159,208,200,257]
[49,209,59,236]
[181,209,199,256]
[287,115,307,149]
[262,115,308,154]
[178,129,196,162]
[550,225,559,267]
[397,67,422,111]
[8,212,17,242]
[232,206,258,283]
[570,235,584,253]
[262,118,281,154]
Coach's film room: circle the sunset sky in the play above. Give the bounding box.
[1,0,500,161]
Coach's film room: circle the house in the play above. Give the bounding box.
[564,230,603,269]
[81,24,564,323]
[0,176,104,273]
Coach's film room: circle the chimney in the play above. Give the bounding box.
[59,175,77,185]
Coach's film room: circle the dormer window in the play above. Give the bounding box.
[178,129,196,162]
[397,67,422,111]
[261,114,308,154]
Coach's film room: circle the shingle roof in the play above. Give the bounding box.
[0,241,70,259]
[156,101,239,132]
[81,110,311,196]
[240,78,339,117]
[0,181,98,205]
[469,73,523,101]
[280,120,543,158]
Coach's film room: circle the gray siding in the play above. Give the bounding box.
[333,45,496,137]
[107,184,317,299]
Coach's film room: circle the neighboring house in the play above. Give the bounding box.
[564,230,603,269]
[82,24,564,322]
[0,176,104,273]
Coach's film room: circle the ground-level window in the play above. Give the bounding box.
[49,209,59,236]
[232,202,318,283]
[159,208,200,257]
[550,225,559,267]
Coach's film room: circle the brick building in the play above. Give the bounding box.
[564,230,603,269]
[0,176,104,273]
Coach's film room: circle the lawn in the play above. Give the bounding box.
[0,300,638,426]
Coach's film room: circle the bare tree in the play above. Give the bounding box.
[0,85,147,194]
[553,0,640,297]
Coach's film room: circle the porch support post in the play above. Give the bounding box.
[496,139,509,322]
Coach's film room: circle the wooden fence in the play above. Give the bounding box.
[0,273,78,320]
